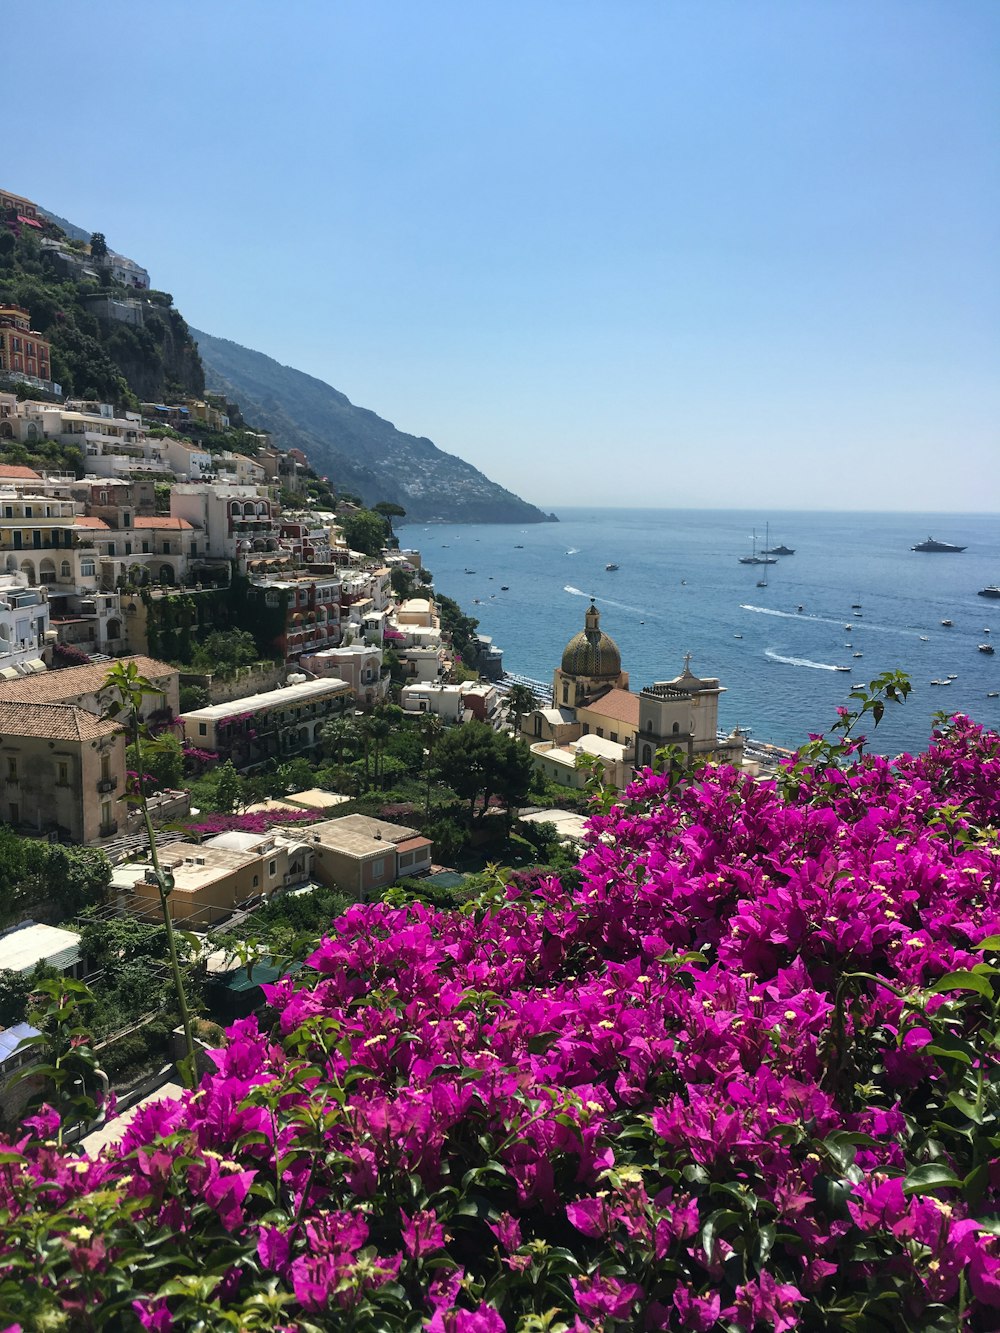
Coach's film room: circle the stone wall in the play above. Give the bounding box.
[180,662,286,705]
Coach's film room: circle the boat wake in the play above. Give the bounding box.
[565,548,580,555]
[564,586,652,617]
[765,649,843,672]
[742,605,919,637]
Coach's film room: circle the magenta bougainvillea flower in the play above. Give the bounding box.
[6,713,1000,1328]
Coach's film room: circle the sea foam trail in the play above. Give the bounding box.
[741,604,922,637]
[564,586,653,617]
[565,547,580,555]
[766,649,843,672]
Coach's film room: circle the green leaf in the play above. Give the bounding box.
[976,935,1000,953]
[947,1092,984,1124]
[930,970,995,1001]
[903,1163,964,1195]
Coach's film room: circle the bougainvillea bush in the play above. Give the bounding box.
[4,715,1000,1329]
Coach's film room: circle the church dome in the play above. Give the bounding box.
[561,602,622,679]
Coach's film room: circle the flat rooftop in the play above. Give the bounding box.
[179,675,351,722]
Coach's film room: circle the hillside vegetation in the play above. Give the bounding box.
[0,222,203,406]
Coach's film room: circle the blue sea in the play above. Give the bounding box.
[399,509,1000,758]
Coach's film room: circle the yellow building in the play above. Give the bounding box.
[126,832,311,927]
[0,700,125,843]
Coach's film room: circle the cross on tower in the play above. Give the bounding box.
[683,651,693,673]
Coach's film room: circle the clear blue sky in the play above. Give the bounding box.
[5,2,998,512]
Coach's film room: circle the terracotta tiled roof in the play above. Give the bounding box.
[132,517,193,529]
[0,700,122,742]
[74,516,110,529]
[0,656,177,705]
[0,465,43,480]
[580,688,640,726]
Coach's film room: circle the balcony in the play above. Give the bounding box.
[97,777,118,794]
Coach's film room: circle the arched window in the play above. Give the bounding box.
[642,744,653,766]
[20,560,35,583]
[672,721,680,734]
[159,564,174,585]
[60,560,71,578]
[106,619,121,640]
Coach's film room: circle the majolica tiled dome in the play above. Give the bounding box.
[561,602,622,679]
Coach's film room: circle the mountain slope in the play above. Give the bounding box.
[191,329,555,524]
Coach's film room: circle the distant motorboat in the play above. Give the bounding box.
[501,585,509,591]
[835,665,851,673]
[605,563,619,571]
[844,623,853,631]
[734,633,743,639]
[941,619,953,627]
[514,544,524,549]
[980,587,1000,599]
[853,652,863,658]
[979,644,995,655]
[988,691,1000,698]
[919,636,929,641]
[912,537,967,553]
[796,605,804,612]
[761,543,795,556]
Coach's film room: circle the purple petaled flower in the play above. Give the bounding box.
[401,1207,448,1259]
[570,1273,643,1321]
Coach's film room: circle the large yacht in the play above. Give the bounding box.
[911,537,967,553]
[978,586,1000,599]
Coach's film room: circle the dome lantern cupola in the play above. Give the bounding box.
[560,601,622,680]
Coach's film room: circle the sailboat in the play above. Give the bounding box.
[756,524,772,588]
[739,527,778,566]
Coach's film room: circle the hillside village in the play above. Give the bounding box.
[0,186,758,1124]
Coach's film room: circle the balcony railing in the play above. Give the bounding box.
[96,777,118,794]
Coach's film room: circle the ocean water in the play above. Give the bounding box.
[399,508,1000,757]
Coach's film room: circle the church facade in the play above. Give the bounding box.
[522,602,745,787]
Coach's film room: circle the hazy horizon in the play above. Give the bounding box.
[4,2,998,514]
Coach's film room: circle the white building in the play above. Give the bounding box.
[170,482,278,561]
[0,574,48,670]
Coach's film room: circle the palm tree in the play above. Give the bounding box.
[420,712,445,816]
[320,715,359,764]
[506,684,539,736]
[102,662,197,1088]
[366,712,392,788]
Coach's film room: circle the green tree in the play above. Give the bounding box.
[191,629,259,676]
[89,232,108,261]
[128,732,185,790]
[374,501,406,546]
[341,508,389,556]
[214,760,245,814]
[320,715,361,764]
[505,684,539,735]
[0,968,33,1027]
[390,567,415,600]
[432,722,533,823]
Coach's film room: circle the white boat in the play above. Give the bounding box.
[605,563,619,571]
[979,644,995,655]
